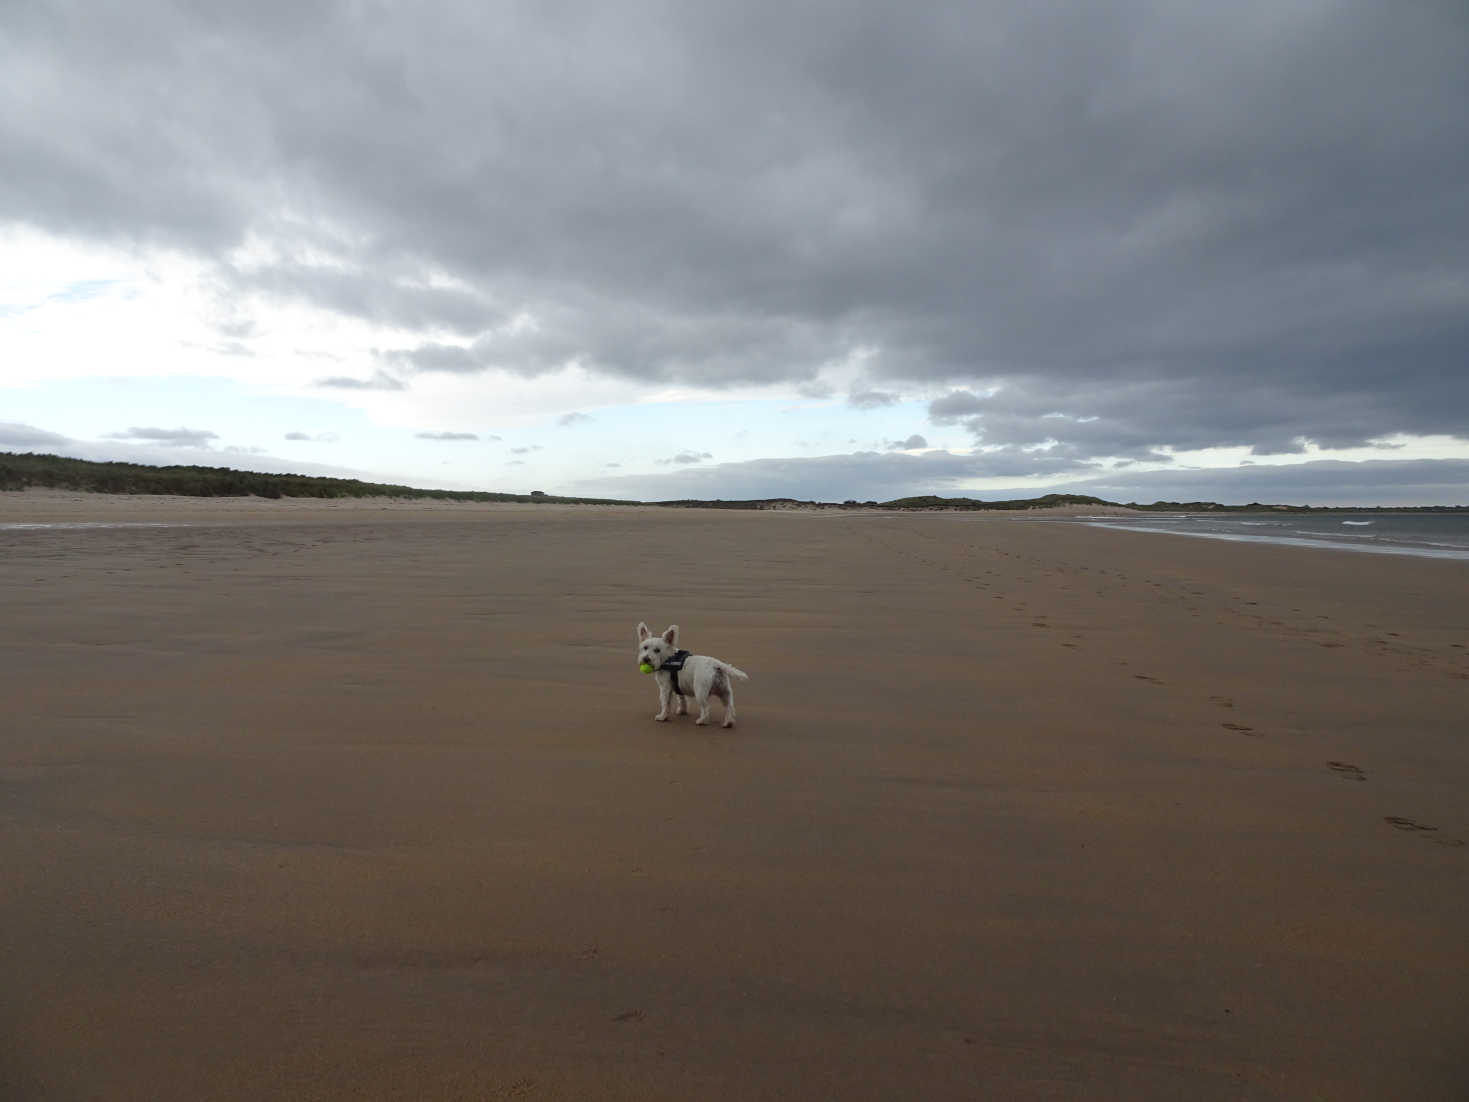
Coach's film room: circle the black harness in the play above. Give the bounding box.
[659,650,691,697]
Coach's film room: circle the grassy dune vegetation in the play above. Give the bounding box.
[0,452,633,505]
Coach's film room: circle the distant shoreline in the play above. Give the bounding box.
[3,451,1467,513]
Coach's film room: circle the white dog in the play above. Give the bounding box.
[636,622,749,728]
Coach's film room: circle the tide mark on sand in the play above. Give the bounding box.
[1221,722,1257,735]
[1326,761,1366,782]
[1385,817,1466,847]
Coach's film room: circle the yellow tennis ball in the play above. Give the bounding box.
[639,662,655,674]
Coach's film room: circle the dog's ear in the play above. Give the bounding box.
[662,625,679,646]
[637,622,650,641]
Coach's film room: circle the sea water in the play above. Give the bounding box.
[1070,512,1469,561]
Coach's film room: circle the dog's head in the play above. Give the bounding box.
[636,622,679,669]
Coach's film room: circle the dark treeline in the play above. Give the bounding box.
[4,452,1466,512]
[0,452,633,505]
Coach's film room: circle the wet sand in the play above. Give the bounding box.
[3,491,1467,1099]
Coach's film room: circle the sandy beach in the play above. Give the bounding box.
[2,490,1466,1100]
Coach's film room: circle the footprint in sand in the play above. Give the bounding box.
[1209,695,1234,708]
[1221,722,1257,735]
[1326,761,1366,782]
[612,1009,646,1023]
[1384,817,1466,847]
[1133,673,1163,684]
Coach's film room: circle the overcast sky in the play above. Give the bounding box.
[3,0,1467,504]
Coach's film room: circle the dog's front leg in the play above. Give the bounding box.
[655,678,671,722]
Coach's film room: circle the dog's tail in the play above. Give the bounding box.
[721,662,750,681]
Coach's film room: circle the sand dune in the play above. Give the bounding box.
[2,493,1466,1099]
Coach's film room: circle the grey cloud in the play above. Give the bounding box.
[314,371,405,391]
[0,422,71,447]
[215,318,257,339]
[925,378,1397,461]
[580,446,1096,501]
[415,431,478,441]
[283,431,339,443]
[656,451,714,465]
[1062,459,1469,508]
[558,411,592,426]
[849,389,898,410]
[510,445,542,454]
[382,343,479,374]
[929,391,989,422]
[7,1,1469,472]
[106,426,219,447]
[888,434,928,450]
[228,260,502,337]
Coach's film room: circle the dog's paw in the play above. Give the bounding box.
[694,716,709,726]
[654,713,669,722]
[722,719,735,728]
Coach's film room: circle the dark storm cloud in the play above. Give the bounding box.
[106,426,219,447]
[6,1,1468,469]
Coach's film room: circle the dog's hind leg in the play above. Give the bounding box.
[718,667,737,727]
[692,668,715,725]
[706,668,736,728]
